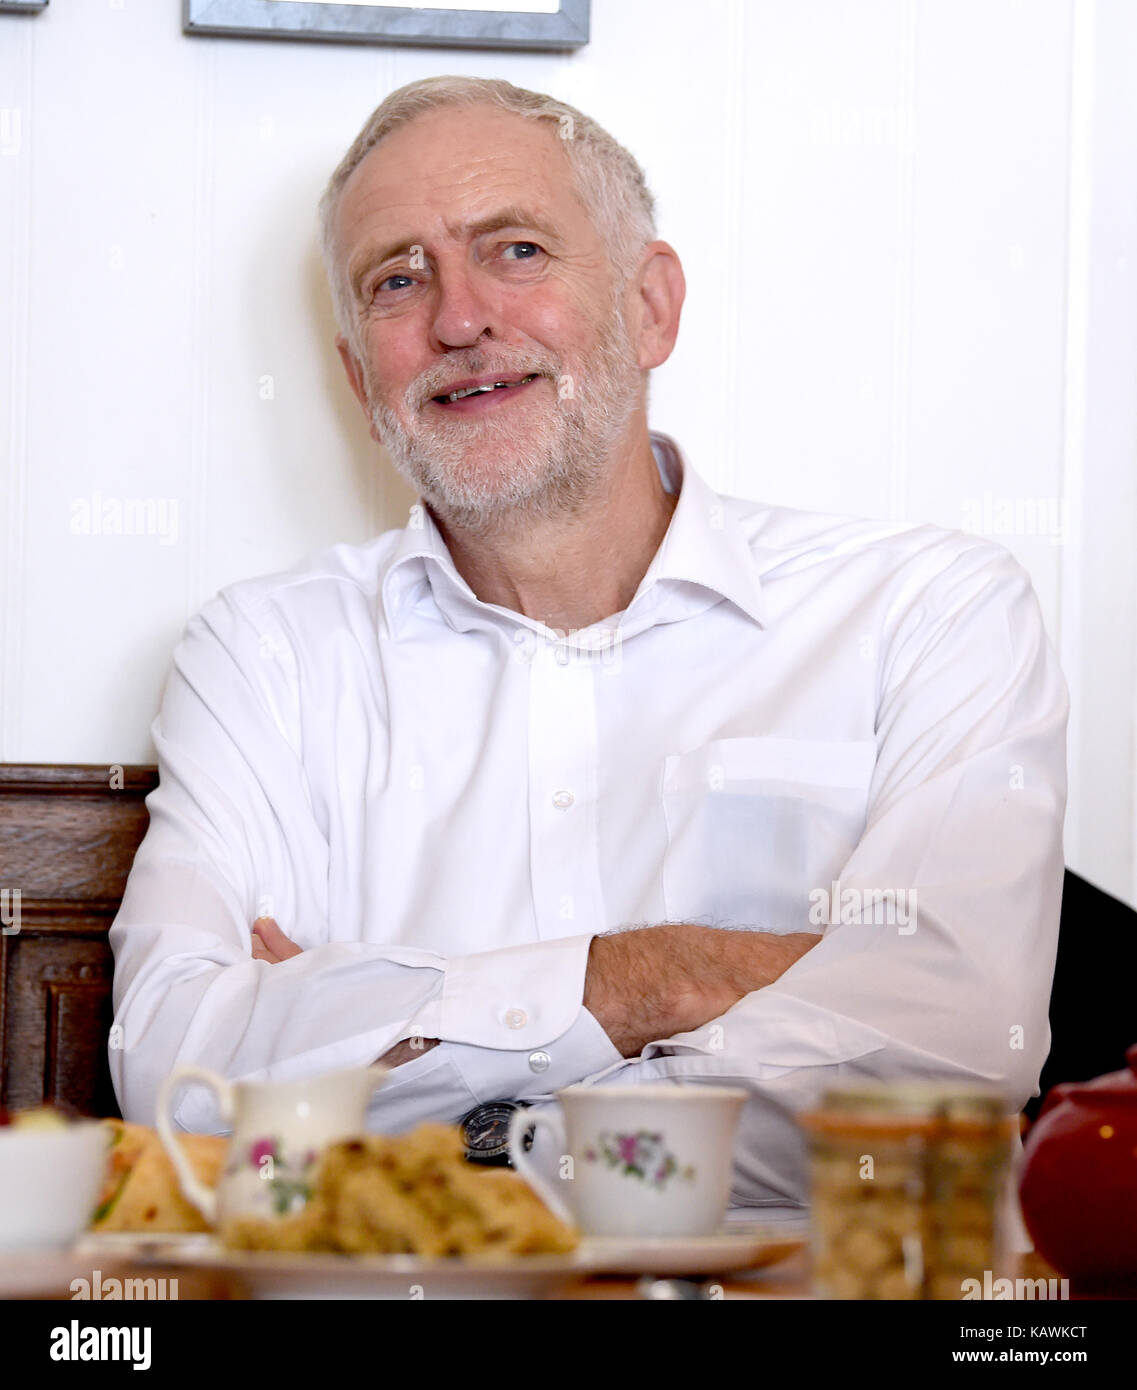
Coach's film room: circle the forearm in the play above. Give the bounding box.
[384,920,820,1084]
[112,924,454,1128]
[613,807,1065,1206]
[583,923,821,1058]
[112,858,623,1124]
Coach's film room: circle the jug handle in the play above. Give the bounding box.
[156,1064,234,1226]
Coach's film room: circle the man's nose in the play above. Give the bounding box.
[429,266,496,350]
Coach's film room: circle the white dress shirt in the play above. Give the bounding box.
[109,433,1068,1211]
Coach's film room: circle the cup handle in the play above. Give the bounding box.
[507,1106,575,1228]
[156,1064,234,1226]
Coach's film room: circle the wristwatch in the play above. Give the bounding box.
[460,1100,532,1167]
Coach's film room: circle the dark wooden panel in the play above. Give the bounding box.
[0,764,157,902]
[0,765,157,1117]
[46,978,119,1118]
[0,765,158,793]
[1,922,119,1116]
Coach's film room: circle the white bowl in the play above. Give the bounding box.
[0,1121,108,1250]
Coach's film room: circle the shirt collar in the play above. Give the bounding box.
[628,432,768,634]
[379,499,475,638]
[379,431,768,639]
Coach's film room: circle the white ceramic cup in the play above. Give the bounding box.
[0,1122,108,1250]
[508,1084,747,1237]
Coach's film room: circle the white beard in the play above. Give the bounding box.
[366,298,644,532]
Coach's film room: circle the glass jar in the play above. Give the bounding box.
[800,1083,1017,1300]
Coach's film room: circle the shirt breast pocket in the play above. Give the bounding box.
[660,736,876,933]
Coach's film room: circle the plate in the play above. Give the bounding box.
[581,1224,807,1276]
[74,1224,805,1299]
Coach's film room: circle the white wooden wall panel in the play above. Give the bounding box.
[1062,0,1137,905]
[727,0,912,520]
[904,0,1070,631]
[14,1,198,763]
[0,0,1133,905]
[1,17,33,764]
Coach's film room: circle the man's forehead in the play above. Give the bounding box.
[336,106,583,251]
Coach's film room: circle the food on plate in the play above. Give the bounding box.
[222,1123,578,1257]
[91,1120,227,1233]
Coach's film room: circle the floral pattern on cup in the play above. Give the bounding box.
[583,1130,696,1188]
[244,1136,319,1216]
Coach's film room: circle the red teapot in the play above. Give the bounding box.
[1019,1043,1137,1294]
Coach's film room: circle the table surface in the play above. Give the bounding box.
[0,1242,1061,1301]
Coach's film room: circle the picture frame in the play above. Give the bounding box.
[182,0,590,51]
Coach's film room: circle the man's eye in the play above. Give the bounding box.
[377,274,414,293]
[501,242,541,261]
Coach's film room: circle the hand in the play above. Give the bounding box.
[584,922,820,1059]
[251,916,303,963]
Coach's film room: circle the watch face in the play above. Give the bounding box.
[460,1102,532,1165]
[463,1103,514,1156]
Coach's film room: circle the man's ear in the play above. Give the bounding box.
[632,242,686,372]
[335,334,381,442]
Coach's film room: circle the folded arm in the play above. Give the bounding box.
[547,542,1069,1208]
[109,592,621,1132]
[250,912,822,1065]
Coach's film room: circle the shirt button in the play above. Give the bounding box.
[552,789,574,809]
[503,1008,528,1030]
[555,646,570,666]
[528,1050,551,1073]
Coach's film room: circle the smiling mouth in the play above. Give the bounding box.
[431,373,540,405]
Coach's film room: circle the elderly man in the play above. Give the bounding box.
[109,76,1067,1207]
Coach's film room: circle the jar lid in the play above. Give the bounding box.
[799,1081,1015,1138]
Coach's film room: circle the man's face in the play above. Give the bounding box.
[332,105,645,526]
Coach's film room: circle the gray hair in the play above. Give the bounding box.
[317,75,657,354]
